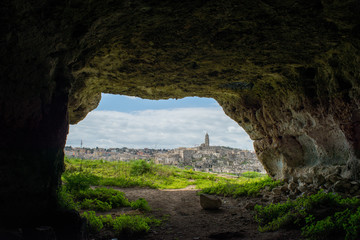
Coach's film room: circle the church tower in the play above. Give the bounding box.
[205,133,210,147]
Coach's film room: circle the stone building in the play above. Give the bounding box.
[154,134,265,174]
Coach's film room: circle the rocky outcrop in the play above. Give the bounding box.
[0,0,359,236]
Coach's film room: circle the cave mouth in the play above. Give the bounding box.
[66,94,254,151]
[1,0,359,238]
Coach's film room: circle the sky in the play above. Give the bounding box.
[66,94,254,150]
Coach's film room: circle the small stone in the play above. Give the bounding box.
[298,176,306,184]
[288,182,297,191]
[304,175,314,184]
[325,173,341,184]
[272,187,282,195]
[292,176,299,183]
[298,185,308,193]
[200,194,222,210]
[314,175,326,186]
[280,185,289,193]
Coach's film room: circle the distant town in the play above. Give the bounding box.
[65,133,265,174]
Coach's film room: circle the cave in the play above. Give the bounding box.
[0,0,359,238]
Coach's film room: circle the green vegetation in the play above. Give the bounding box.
[61,157,360,239]
[61,157,282,237]
[59,161,160,238]
[63,157,275,193]
[130,159,153,175]
[254,190,360,240]
[200,176,282,197]
[131,198,151,211]
[241,171,263,178]
[82,211,161,235]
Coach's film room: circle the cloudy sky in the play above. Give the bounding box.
[66,94,254,150]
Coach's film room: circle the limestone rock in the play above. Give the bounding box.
[200,194,222,210]
[297,185,308,193]
[288,182,297,192]
[271,187,282,196]
[314,175,326,187]
[1,0,360,234]
[280,185,289,193]
[325,173,342,184]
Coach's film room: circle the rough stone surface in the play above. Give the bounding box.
[0,0,359,235]
[200,194,222,210]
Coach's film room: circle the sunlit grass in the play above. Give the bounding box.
[63,157,277,195]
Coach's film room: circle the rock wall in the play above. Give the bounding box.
[0,0,359,236]
[219,43,360,180]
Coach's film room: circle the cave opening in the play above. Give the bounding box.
[1,0,359,238]
[66,93,254,151]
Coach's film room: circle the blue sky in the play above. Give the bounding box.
[96,95,219,112]
[66,94,254,150]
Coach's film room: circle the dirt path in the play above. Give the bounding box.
[111,187,303,240]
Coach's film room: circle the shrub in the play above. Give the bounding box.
[201,176,282,197]
[131,198,151,211]
[112,215,151,234]
[57,186,79,211]
[80,199,112,211]
[130,160,153,176]
[255,190,360,240]
[62,172,99,192]
[82,211,103,233]
[81,212,161,236]
[74,187,130,209]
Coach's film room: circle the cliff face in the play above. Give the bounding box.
[0,0,359,235]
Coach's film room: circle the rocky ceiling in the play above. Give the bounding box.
[0,0,359,236]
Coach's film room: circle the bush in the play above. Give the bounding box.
[81,211,161,235]
[130,160,153,176]
[80,199,112,211]
[62,172,99,192]
[112,215,151,234]
[255,190,360,240]
[57,186,80,211]
[82,211,103,233]
[131,198,151,211]
[201,176,282,197]
[74,187,130,209]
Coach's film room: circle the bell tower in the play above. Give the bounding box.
[205,133,210,147]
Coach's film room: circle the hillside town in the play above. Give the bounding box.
[65,134,265,174]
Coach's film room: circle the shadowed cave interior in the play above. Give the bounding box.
[0,0,359,239]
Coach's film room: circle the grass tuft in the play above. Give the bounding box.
[254,190,360,240]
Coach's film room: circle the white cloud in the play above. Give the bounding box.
[66,107,254,150]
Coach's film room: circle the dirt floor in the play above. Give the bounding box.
[101,186,303,240]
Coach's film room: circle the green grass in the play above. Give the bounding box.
[61,157,280,237]
[63,157,274,194]
[111,214,161,235]
[200,176,282,197]
[254,190,360,240]
[82,211,162,235]
[58,165,159,237]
